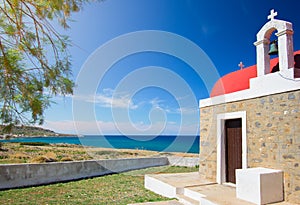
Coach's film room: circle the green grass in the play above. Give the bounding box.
[0,166,198,205]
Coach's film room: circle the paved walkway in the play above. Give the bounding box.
[146,172,213,187]
[129,200,296,205]
[186,184,255,205]
[137,172,297,205]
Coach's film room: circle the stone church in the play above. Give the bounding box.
[199,9,300,203]
[145,10,300,205]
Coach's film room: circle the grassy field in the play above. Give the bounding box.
[0,166,198,205]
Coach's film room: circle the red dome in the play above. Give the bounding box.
[210,50,300,97]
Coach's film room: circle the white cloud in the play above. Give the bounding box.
[149,98,164,109]
[93,93,137,109]
[44,120,118,135]
[176,107,199,115]
[43,119,199,135]
[73,88,139,110]
[147,97,198,115]
[64,91,200,135]
[74,89,198,116]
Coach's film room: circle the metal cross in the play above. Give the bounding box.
[238,62,244,70]
[268,9,278,21]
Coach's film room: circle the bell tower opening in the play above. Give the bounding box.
[269,31,279,73]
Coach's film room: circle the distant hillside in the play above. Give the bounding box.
[0,125,69,137]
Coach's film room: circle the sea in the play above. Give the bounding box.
[1,135,199,153]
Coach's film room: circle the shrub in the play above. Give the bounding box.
[95,150,116,155]
[60,157,73,161]
[30,156,48,163]
[12,153,30,160]
[20,142,49,146]
[0,154,8,159]
[30,156,57,163]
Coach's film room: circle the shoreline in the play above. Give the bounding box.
[2,141,199,156]
[1,134,199,138]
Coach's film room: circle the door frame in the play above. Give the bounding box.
[216,111,247,184]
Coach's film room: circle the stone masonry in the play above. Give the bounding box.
[199,89,300,203]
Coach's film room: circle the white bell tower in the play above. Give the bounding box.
[254,9,294,78]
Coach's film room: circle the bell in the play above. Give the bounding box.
[268,40,279,55]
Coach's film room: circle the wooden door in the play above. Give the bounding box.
[225,118,242,184]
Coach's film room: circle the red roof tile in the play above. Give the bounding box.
[210,50,300,97]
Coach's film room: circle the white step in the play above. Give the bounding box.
[184,186,206,202]
[176,194,200,205]
[145,174,179,198]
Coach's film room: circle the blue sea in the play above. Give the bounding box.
[1,135,199,153]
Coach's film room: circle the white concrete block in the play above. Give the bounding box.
[236,167,283,205]
[167,157,199,167]
[184,187,206,201]
[145,175,177,198]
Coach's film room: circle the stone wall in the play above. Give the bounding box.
[0,156,200,190]
[199,89,300,203]
[0,157,168,190]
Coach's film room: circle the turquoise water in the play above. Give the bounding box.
[1,135,199,153]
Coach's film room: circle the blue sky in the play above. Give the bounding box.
[43,0,300,135]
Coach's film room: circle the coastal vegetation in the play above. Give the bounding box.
[0,125,61,138]
[0,142,198,164]
[0,165,197,204]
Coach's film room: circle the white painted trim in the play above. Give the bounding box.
[223,182,236,188]
[199,71,300,108]
[216,111,247,184]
